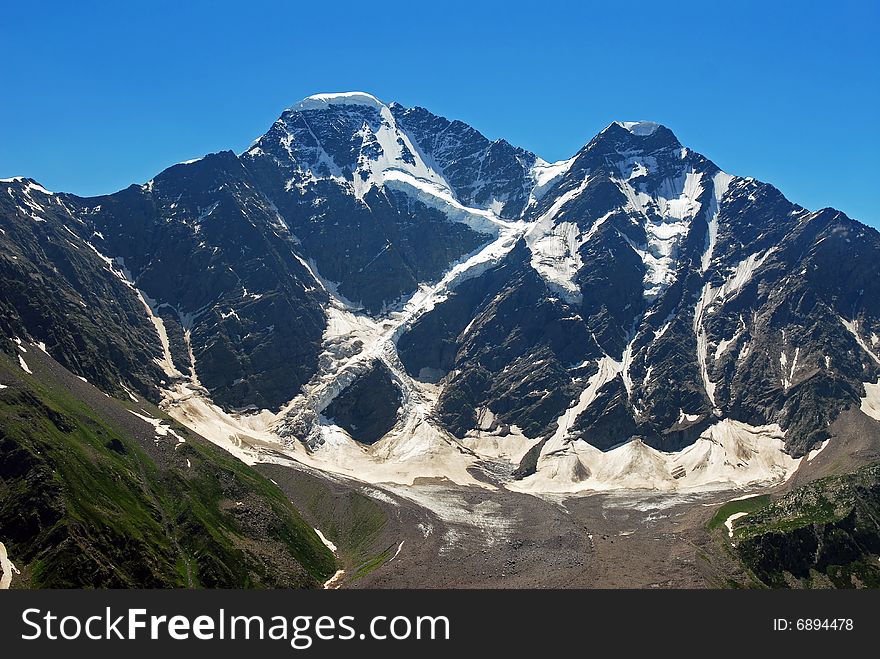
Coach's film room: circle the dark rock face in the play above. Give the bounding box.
[401,241,595,439]
[389,104,539,219]
[323,362,401,444]
[64,152,330,411]
[241,102,493,313]
[0,178,166,401]
[696,205,880,456]
[568,377,639,451]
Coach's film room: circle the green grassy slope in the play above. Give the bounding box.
[717,464,880,588]
[0,343,335,588]
[255,464,393,586]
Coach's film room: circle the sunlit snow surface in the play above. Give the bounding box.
[839,318,880,422]
[290,91,386,112]
[0,540,20,589]
[616,121,661,136]
[524,176,608,303]
[510,419,802,494]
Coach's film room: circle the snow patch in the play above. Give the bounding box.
[527,220,587,302]
[807,439,832,461]
[618,169,705,300]
[861,379,880,421]
[701,171,734,272]
[724,511,749,538]
[525,176,608,301]
[140,298,182,379]
[350,105,451,200]
[382,169,503,236]
[511,419,801,494]
[527,156,576,206]
[616,121,661,136]
[17,355,32,374]
[840,318,880,365]
[128,409,186,443]
[714,337,734,361]
[389,540,405,562]
[314,528,338,553]
[781,347,800,390]
[0,540,20,589]
[291,91,385,112]
[678,409,701,423]
[120,382,140,403]
[323,570,346,589]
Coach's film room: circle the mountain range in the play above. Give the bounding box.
[2,91,880,588]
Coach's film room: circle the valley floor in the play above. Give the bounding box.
[256,405,880,589]
[257,460,754,588]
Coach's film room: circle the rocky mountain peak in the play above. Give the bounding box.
[582,120,684,159]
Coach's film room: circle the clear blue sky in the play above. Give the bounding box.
[2,0,878,227]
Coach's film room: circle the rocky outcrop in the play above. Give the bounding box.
[323,361,402,444]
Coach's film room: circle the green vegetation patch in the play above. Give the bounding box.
[707,495,770,532]
[727,464,880,588]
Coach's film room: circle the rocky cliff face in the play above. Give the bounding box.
[62,151,329,412]
[406,120,880,468]
[0,177,167,402]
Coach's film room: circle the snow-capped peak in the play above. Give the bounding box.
[615,121,661,136]
[1,177,54,195]
[290,91,385,112]
[261,91,466,207]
